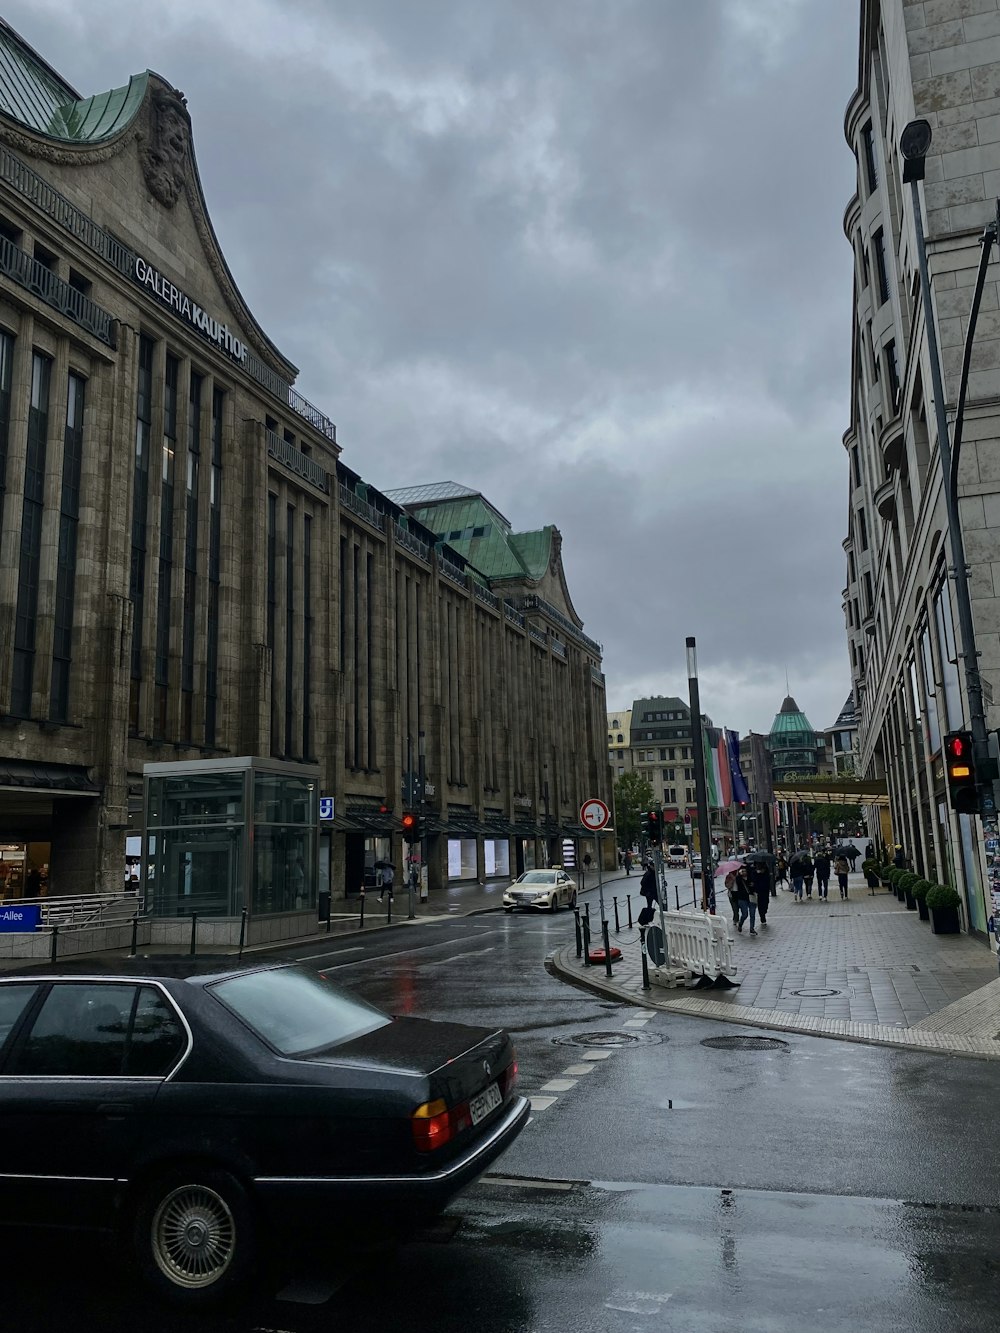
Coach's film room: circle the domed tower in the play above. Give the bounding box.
[768,696,818,784]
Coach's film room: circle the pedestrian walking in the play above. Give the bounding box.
[893,845,907,870]
[624,849,633,876]
[747,859,771,928]
[639,861,658,909]
[864,840,875,862]
[775,854,788,890]
[734,865,756,935]
[789,850,810,902]
[834,853,850,899]
[813,848,831,901]
[846,845,860,870]
[378,861,394,903]
[800,851,815,899]
[724,870,740,925]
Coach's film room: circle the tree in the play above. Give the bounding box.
[802,775,863,836]
[614,771,655,850]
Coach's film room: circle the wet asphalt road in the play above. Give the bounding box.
[10,897,1000,1332]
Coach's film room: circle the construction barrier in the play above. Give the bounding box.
[646,909,739,990]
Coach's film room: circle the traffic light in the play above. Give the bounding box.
[944,731,978,813]
[401,811,419,842]
[645,809,662,844]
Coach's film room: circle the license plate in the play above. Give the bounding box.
[469,1081,502,1125]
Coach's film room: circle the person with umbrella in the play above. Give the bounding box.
[639,860,659,915]
[733,864,756,935]
[789,848,812,902]
[813,846,831,901]
[746,857,772,928]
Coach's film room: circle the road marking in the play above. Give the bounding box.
[529,1095,557,1110]
[540,1078,578,1092]
[562,1063,596,1075]
[311,934,493,968]
[420,948,497,967]
[579,1049,614,1060]
[623,1018,649,1026]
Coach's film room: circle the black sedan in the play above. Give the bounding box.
[0,958,529,1305]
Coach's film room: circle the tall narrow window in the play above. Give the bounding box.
[267,494,278,754]
[205,387,223,746]
[303,512,312,758]
[49,372,85,721]
[858,507,869,551]
[861,121,878,194]
[851,444,861,490]
[129,335,154,732]
[285,504,295,756]
[873,227,890,306]
[12,353,51,715]
[154,355,179,737]
[884,338,901,410]
[180,372,202,743]
[0,330,13,546]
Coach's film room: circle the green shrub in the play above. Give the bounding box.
[888,868,904,886]
[899,872,918,891]
[911,879,932,901]
[862,859,878,876]
[879,864,894,879]
[926,884,961,911]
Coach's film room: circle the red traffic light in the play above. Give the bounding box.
[948,735,968,759]
[401,812,417,837]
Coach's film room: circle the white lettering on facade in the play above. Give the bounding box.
[133,256,247,364]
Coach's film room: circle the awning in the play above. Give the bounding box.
[772,778,890,808]
[0,760,100,797]
[345,806,403,833]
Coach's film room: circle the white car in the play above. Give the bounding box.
[503,868,577,913]
[665,845,688,868]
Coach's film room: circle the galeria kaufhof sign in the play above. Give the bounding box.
[132,256,248,365]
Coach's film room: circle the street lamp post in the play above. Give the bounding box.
[686,636,714,912]
[901,120,993,800]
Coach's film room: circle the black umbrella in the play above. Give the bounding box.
[831,844,859,856]
[742,850,776,866]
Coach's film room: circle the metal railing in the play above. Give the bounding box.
[266,430,329,492]
[0,144,336,441]
[394,522,430,561]
[504,602,526,629]
[1,890,141,930]
[439,556,468,588]
[339,483,385,530]
[0,235,117,347]
[509,593,602,655]
[591,665,605,686]
[473,581,500,611]
[528,625,547,647]
[551,637,567,658]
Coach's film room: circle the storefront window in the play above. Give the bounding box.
[484,840,509,878]
[252,826,316,914]
[447,839,477,879]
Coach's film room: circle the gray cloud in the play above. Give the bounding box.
[11,0,859,733]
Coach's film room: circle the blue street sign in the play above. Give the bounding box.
[0,905,40,932]
[319,796,335,821]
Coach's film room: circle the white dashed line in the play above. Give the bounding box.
[529,1095,558,1111]
[580,1049,614,1060]
[562,1063,596,1075]
[540,1078,578,1092]
[623,1018,649,1026]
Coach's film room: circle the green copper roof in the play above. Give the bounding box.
[0,21,148,142]
[387,483,553,583]
[768,695,816,743]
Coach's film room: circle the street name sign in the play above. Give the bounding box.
[0,905,40,933]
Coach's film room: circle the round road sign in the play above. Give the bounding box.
[580,798,610,831]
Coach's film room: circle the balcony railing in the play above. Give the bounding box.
[590,665,605,687]
[394,522,430,561]
[339,482,385,530]
[528,625,547,647]
[504,602,525,629]
[266,430,329,492]
[0,235,117,347]
[473,581,500,611]
[439,556,468,588]
[0,144,335,440]
[508,593,602,656]
[551,638,567,659]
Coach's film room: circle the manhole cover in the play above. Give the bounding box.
[700,1035,789,1051]
[789,988,842,998]
[553,1029,665,1048]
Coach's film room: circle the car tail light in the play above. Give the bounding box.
[412,1098,453,1151]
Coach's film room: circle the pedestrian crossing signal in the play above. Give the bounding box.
[944,730,978,813]
[645,810,662,844]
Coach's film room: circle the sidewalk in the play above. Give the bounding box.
[553,872,1000,1060]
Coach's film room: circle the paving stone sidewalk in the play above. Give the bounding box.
[556,871,1000,1058]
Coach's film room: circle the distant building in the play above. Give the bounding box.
[767,696,818,786]
[823,694,860,777]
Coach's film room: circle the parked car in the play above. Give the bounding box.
[502,868,577,913]
[0,959,529,1306]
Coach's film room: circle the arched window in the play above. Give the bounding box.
[617,733,624,744]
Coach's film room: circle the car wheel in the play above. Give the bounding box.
[134,1167,256,1307]
[549,896,558,913]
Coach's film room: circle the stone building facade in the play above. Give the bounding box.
[0,23,608,920]
[843,0,1000,934]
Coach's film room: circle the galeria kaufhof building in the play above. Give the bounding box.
[0,23,609,940]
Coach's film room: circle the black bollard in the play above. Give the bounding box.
[627,895,633,928]
[573,907,582,958]
[50,925,58,964]
[238,907,248,959]
[189,912,198,957]
[326,894,332,934]
[613,896,620,933]
[129,914,139,958]
[582,913,592,965]
[386,893,393,925]
[602,921,613,978]
[358,889,366,930]
[639,927,651,990]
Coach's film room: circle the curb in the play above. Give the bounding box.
[548,944,1000,1062]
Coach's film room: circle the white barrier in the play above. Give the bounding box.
[647,909,737,989]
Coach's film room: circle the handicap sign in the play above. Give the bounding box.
[319,796,335,822]
[0,905,40,933]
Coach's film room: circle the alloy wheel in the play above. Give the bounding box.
[151,1183,237,1289]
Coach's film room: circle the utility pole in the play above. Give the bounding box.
[687,637,714,912]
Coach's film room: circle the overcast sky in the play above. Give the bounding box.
[10,0,860,736]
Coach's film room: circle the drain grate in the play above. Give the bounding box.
[701,1035,789,1051]
[789,988,841,998]
[553,1029,665,1048]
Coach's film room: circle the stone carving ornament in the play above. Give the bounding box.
[141,89,190,208]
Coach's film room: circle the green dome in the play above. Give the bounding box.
[769,695,816,743]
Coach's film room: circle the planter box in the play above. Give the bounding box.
[930,904,960,935]
[917,899,929,922]
[904,889,916,910]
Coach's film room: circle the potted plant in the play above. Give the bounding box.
[879,863,894,890]
[911,879,932,922]
[887,868,904,900]
[926,884,962,935]
[899,871,918,910]
[862,858,881,893]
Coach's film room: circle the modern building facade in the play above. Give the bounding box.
[843,0,1000,933]
[0,22,609,931]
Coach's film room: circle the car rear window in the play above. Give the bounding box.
[210,967,391,1056]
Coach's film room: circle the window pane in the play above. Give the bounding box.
[0,983,38,1049]
[211,967,389,1056]
[16,983,135,1076]
[125,986,185,1076]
